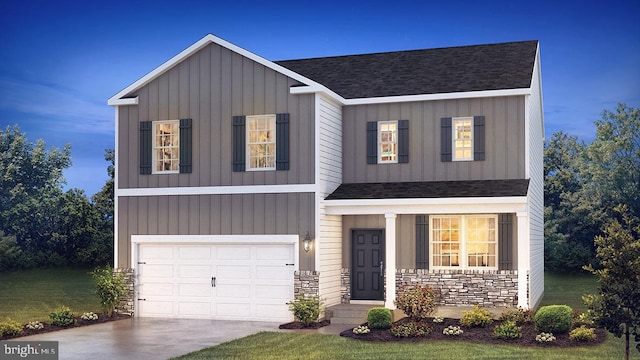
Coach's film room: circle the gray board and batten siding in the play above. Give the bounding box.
[116,42,317,270]
[117,42,316,189]
[342,96,526,184]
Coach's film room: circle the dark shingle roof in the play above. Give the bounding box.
[276,40,538,99]
[325,179,530,200]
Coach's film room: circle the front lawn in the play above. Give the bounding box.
[173,271,640,359]
[0,267,101,323]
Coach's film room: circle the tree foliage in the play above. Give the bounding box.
[584,205,640,359]
[0,126,113,270]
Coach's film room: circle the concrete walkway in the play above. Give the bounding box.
[14,317,296,360]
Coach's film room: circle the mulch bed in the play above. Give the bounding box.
[340,317,607,347]
[279,319,331,329]
[1,313,131,340]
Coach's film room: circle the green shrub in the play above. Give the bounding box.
[390,320,431,337]
[0,318,23,337]
[394,284,440,320]
[49,306,75,327]
[534,305,573,333]
[569,325,597,342]
[499,307,533,325]
[367,307,392,329]
[92,266,126,317]
[288,296,320,327]
[459,306,493,328]
[493,320,522,340]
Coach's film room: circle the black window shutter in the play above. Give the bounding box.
[398,119,409,163]
[474,115,485,161]
[440,117,452,162]
[139,121,152,175]
[276,113,290,170]
[498,214,513,270]
[232,116,246,172]
[416,215,429,269]
[366,121,377,164]
[179,118,192,173]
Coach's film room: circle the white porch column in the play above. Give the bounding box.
[385,213,397,309]
[516,211,530,308]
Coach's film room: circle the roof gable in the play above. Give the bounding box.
[276,40,538,99]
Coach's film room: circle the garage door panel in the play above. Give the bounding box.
[216,246,251,260]
[178,264,212,278]
[138,242,294,322]
[178,246,212,260]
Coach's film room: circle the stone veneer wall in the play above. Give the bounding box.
[294,271,319,299]
[113,268,135,315]
[396,269,519,307]
[341,268,351,303]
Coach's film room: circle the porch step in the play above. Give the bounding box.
[326,304,376,325]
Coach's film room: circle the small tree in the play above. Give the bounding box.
[584,205,640,360]
[91,265,126,317]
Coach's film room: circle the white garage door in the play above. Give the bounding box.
[137,243,295,322]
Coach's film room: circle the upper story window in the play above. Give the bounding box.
[153,120,180,173]
[453,117,473,161]
[378,121,398,163]
[246,114,276,171]
[431,215,497,270]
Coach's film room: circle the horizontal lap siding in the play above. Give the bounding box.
[318,95,344,307]
[117,193,315,270]
[118,42,315,189]
[342,97,526,183]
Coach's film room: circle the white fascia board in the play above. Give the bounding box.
[108,97,139,106]
[324,196,528,215]
[291,85,346,103]
[107,34,333,106]
[117,183,316,197]
[533,43,545,139]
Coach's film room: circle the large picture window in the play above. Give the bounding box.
[153,120,180,173]
[453,117,473,161]
[431,215,497,269]
[247,115,276,170]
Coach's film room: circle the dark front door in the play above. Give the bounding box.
[351,230,385,300]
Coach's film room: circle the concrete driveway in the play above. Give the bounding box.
[15,317,286,360]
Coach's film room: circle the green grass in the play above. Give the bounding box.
[173,271,640,360]
[0,267,101,323]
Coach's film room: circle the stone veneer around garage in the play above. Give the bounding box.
[294,270,320,299]
[114,268,135,315]
[341,268,519,307]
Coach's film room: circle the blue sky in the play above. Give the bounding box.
[1,0,638,196]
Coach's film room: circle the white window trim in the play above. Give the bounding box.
[452,116,474,161]
[152,120,180,174]
[378,120,398,164]
[430,214,498,271]
[246,114,276,171]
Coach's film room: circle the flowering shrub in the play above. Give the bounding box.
[499,307,533,325]
[493,320,522,340]
[443,325,463,336]
[49,306,75,327]
[390,321,431,338]
[569,325,597,342]
[432,316,444,323]
[460,306,493,328]
[81,312,98,321]
[352,325,370,334]
[394,284,440,321]
[535,332,556,343]
[25,321,44,330]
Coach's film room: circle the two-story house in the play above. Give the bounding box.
[108,34,544,322]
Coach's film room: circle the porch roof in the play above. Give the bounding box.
[325,179,530,200]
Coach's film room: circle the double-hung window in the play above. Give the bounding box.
[453,117,473,161]
[431,215,497,269]
[246,115,276,170]
[378,121,398,163]
[153,120,180,173]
